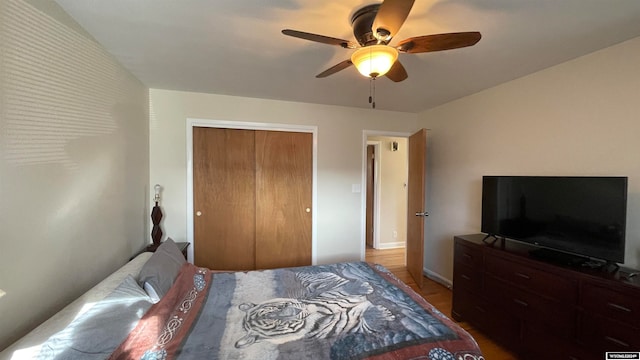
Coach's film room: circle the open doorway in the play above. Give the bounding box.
[364,135,409,267]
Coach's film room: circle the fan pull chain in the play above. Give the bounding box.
[369,77,376,109]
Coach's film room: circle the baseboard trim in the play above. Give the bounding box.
[377,242,406,249]
[423,268,453,289]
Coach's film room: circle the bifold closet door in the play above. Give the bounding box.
[193,127,256,270]
[255,131,312,269]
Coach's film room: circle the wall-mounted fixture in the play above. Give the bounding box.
[392,141,399,151]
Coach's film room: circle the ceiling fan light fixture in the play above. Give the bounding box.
[374,28,392,42]
[351,45,398,78]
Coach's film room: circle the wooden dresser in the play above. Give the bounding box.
[452,234,640,360]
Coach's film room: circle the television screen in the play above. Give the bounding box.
[481,176,627,263]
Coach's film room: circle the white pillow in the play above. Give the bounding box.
[142,282,161,303]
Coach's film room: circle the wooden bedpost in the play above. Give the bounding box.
[148,184,163,251]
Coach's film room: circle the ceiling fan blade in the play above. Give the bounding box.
[282,29,357,49]
[372,0,415,41]
[386,60,408,82]
[316,60,353,78]
[397,32,481,53]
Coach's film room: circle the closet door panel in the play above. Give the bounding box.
[193,127,255,270]
[255,131,312,269]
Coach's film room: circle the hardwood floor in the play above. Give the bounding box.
[366,247,519,360]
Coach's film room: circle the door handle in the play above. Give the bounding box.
[415,211,429,217]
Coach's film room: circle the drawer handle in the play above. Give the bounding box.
[513,298,529,307]
[607,302,632,313]
[604,336,629,348]
[474,306,487,313]
[514,272,531,280]
[461,274,471,281]
[463,253,472,260]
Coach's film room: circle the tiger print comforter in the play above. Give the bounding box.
[110,262,484,360]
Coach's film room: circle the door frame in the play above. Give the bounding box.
[366,141,382,249]
[186,118,318,264]
[360,130,412,261]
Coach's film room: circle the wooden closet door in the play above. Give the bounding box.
[255,131,312,269]
[193,127,256,270]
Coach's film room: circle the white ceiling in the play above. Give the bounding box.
[53,0,640,113]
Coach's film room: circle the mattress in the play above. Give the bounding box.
[0,253,153,360]
[1,244,484,360]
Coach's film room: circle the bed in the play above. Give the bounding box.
[1,240,483,360]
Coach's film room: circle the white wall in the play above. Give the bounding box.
[419,36,640,281]
[0,0,149,350]
[149,89,419,264]
[368,136,408,248]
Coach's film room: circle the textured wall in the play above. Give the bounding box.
[0,0,149,351]
[148,89,419,266]
[420,36,640,281]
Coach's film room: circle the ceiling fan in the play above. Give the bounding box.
[282,0,481,82]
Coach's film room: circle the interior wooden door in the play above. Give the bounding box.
[255,131,312,269]
[407,129,427,288]
[193,127,256,270]
[366,145,375,248]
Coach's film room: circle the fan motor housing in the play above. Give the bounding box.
[351,4,382,46]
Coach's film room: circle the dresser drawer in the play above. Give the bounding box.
[579,314,640,353]
[453,262,482,293]
[523,327,596,360]
[452,288,521,346]
[581,283,640,328]
[485,275,575,336]
[454,241,483,269]
[485,255,577,303]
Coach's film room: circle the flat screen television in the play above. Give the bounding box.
[481,176,627,264]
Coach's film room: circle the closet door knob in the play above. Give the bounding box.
[305,208,311,213]
[196,211,202,217]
